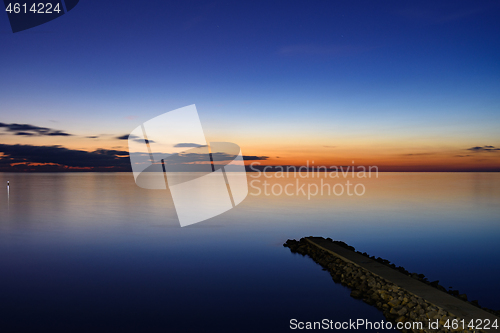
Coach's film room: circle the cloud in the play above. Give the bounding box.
[174,143,207,148]
[86,136,99,139]
[0,144,131,172]
[467,146,500,152]
[117,134,154,144]
[46,130,71,136]
[243,155,269,161]
[402,153,435,156]
[0,142,268,172]
[15,132,36,136]
[0,122,72,136]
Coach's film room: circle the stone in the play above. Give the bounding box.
[388,299,401,307]
[350,289,363,299]
[397,307,408,316]
[406,301,416,309]
[363,297,375,305]
[426,311,437,319]
[380,292,392,301]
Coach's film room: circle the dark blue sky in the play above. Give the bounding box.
[1,0,499,171]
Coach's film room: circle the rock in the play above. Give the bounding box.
[379,291,391,301]
[397,307,408,316]
[350,289,363,299]
[406,301,416,309]
[363,297,375,305]
[390,307,400,315]
[430,280,440,287]
[426,311,437,319]
[388,299,401,307]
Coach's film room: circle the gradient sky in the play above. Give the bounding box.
[1,0,499,171]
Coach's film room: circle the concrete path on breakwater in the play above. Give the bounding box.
[306,237,500,333]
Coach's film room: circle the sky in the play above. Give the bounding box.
[0,0,499,171]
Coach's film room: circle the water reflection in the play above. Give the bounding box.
[0,172,499,332]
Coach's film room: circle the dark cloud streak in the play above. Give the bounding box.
[0,122,72,137]
[117,134,154,144]
[0,144,131,172]
[467,145,500,152]
[174,143,206,148]
[243,155,268,161]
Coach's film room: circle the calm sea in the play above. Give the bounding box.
[0,172,499,332]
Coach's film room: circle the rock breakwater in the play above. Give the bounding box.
[284,237,499,333]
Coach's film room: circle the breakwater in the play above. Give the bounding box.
[284,237,500,333]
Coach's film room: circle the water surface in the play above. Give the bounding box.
[0,172,499,332]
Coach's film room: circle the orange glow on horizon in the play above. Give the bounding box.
[1,130,499,172]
